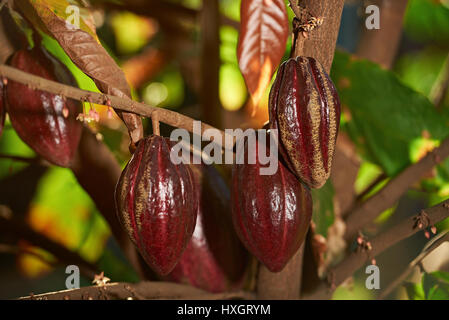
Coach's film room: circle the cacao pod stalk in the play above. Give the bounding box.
[115,135,198,276]
[167,164,249,292]
[269,56,341,189]
[5,46,82,167]
[231,134,313,272]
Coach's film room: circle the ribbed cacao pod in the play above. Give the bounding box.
[231,134,313,272]
[167,164,249,292]
[5,46,82,167]
[115,135,198,276]
[269,56,341,189]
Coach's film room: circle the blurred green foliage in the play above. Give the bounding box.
[407,271,449,300]
[311,180,335,238]
[404,0,449,45]
[331,51,449,177]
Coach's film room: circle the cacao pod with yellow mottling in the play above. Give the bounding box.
[269,56,341,189]
[5,46,82,167]
[231,134,313,272]
[115,135,198,276]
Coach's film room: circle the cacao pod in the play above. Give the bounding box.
[231,134,313,272]
[167,164,249,292]
[5,46,82,167]
[269,56,341,189]
[115,135,198,276]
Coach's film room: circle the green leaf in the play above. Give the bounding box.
[404,0,449,46]
[331,51,449,177]
[395,48,449,101]
[0,127,35,180]
[422,271,449,300]
[311,180,335,238]
[30,167,110,263]
[404,282,425,300]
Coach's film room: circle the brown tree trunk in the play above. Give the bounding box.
[256,0,345,300]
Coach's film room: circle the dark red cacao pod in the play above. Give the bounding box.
[167,164,249,292]
[5,46,82,167]
[115,135,198,276]
[269,56,341,189]
[231,135,313,272]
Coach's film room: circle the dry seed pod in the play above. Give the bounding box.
[115,135,198,276]
[5,46,82,167]
[231,134,313,272]
[269,56,341,188]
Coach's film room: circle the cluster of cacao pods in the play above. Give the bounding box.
[231,56,340,272]
[4,45,82,167]
[114,56,340,286]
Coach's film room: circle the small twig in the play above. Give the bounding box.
[377,231,449,299]
[303,199,449,300]
[345,137,449,241]
[0,153,48,165]
[288,0,303,19]
[0,65,233,150]
[0,0,7,11]
[151,111,160,136]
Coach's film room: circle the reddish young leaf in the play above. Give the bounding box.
[237,0,289,111]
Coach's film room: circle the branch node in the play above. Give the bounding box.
[414,210,431,230]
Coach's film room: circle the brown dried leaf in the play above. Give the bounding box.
[237,0,289,112]
[15,0,143,144]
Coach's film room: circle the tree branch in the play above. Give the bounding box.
[304,199,449,299]
[256,0,345,300]
[20,281,255,300]
[200,0,221,128]
[0,65,233,149]
[344,137,449,241]
[0,153,48,165]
